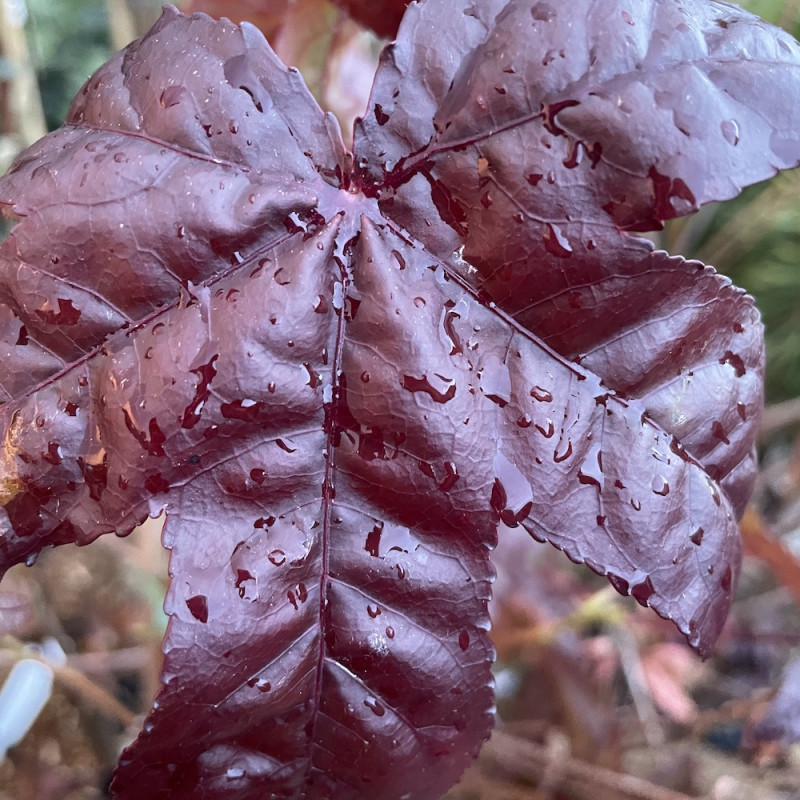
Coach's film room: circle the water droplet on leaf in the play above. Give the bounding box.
[364,697,386,716]
[721,119,740,146]
[186,595,209,623]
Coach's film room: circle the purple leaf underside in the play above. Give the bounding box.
[2,1,800,798]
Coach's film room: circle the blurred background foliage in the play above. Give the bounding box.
[25,0,111,130]
[2,2,800,800]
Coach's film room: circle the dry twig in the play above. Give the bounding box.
[480,730,701,800]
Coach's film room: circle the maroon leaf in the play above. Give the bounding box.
[331,0,408,38]
[1,2,799,798]
[354,0,789,511]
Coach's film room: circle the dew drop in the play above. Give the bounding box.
[651,476,670,496]
[364,696,386,716]
[543,223,573,258]
[221,399,263,421]
[631,576,655,606]
[720,350,746,377]
[268,549,286,566]
[235,569,257,600]
[491,452,534,527]
[419,461,436,480]
[517,413,532,428]
[273,267,291,286]
[531,1,556,21]
[720,564,733,593]
[553,439,573,463]
[402,374,456,403]
[578,470,601,490]
[690,527,704,546]
[186,594,209,623]
[364,523,382,557]
[385,626,395,639]
[79,455,109,501]
[159,86,185,108]
[711,420,730,446]
[43,442,63,465]
[542,48,559,66]
[374,103,390,125]
[607,573,630,595]
[304,363,321,389]
[530,386,553,402]
[367,604,381,618]
[287,583,308,610]
[438,461,460,492]
[458,630,470,650]
[721,119,740,146]
[536,418,555,438]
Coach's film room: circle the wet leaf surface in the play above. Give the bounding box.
[1,2,800,798]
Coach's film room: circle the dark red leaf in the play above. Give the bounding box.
[331,0,408,38]
[1,2,799,798]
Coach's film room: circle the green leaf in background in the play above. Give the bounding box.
[26,0,112,130]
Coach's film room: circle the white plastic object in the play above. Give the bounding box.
[0,657,54,761]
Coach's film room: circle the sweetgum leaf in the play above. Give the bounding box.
[354,0,794,512]
[0,2,799,798]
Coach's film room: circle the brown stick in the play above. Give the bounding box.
[54,662,137,728]
[482,730,701,800]
[760,395,800,438]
